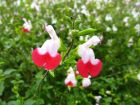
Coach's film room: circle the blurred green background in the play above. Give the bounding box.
[0,0,140,105]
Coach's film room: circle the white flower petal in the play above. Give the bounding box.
[91,59,99,65]
[82,78,91,87]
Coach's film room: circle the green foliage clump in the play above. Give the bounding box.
[0,0,140,105]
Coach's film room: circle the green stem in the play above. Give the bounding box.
[63,18,75,61]
[63,38,74,61]
[37,71,48,93]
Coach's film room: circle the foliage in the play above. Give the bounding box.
[0,0,140,105]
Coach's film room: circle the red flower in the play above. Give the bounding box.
[32,25,61,70]
[76,36,102,78]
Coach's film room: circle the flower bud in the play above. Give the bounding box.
[65,67,77,87]
[82,78,91,87]
[22,18,32,32]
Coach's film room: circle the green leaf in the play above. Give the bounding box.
[71,29,79,36]
[0,81,4,96]
[34,99,44,105]
[63,56,76,64]
[7,101,17,105]
[75,19,81,26]
[59,39,67,51]
[49,71,55,77]
[4,69,16,75]
[25,99,35,105]
[0,62,5,65]
[78,28,96,36]
[64,16,71,23]
[67,86,71,91]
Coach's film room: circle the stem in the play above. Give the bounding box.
[63,39,74,61]
[63,18,75,61]
[37,71,48,93]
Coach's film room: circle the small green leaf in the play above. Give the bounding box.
[0,81,4,96]
[78,28,96,36]
[63,56,76,64]
[76,75,83,80]
[68,86,71,91]
[4,69,16,75]
[0,62,5,65]
[64,16,71,23]
[75,19,81,25]
[75,19,81,28]
[59,39,67,51]
[25,99,35,105]
[49,71,55,77]
[71,29,79,36]
[7,101,17,105]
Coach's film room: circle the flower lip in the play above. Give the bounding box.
[66,81,74,87]
[22,28,30,33]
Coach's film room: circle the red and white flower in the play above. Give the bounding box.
[32,25,61,70]
[22,18,32,32]
[77,36,102,78]
[65,67,77,87]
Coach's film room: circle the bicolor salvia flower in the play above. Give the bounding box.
[77,36,102,78]
[64,67,77,87]
[22,18,32,32]
[32,25,61,70]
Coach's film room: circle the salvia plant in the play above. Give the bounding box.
[0,0,140,105]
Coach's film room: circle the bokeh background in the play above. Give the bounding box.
[0,0,140,105]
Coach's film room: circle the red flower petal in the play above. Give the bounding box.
[32,48,61,70]
[77,59,89,78]
[77,59,102,78]
[32,48,47,67]
[89,59,102,77]
[44,53,61,70]
[22,28,30,32]
[66,81,74,87]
